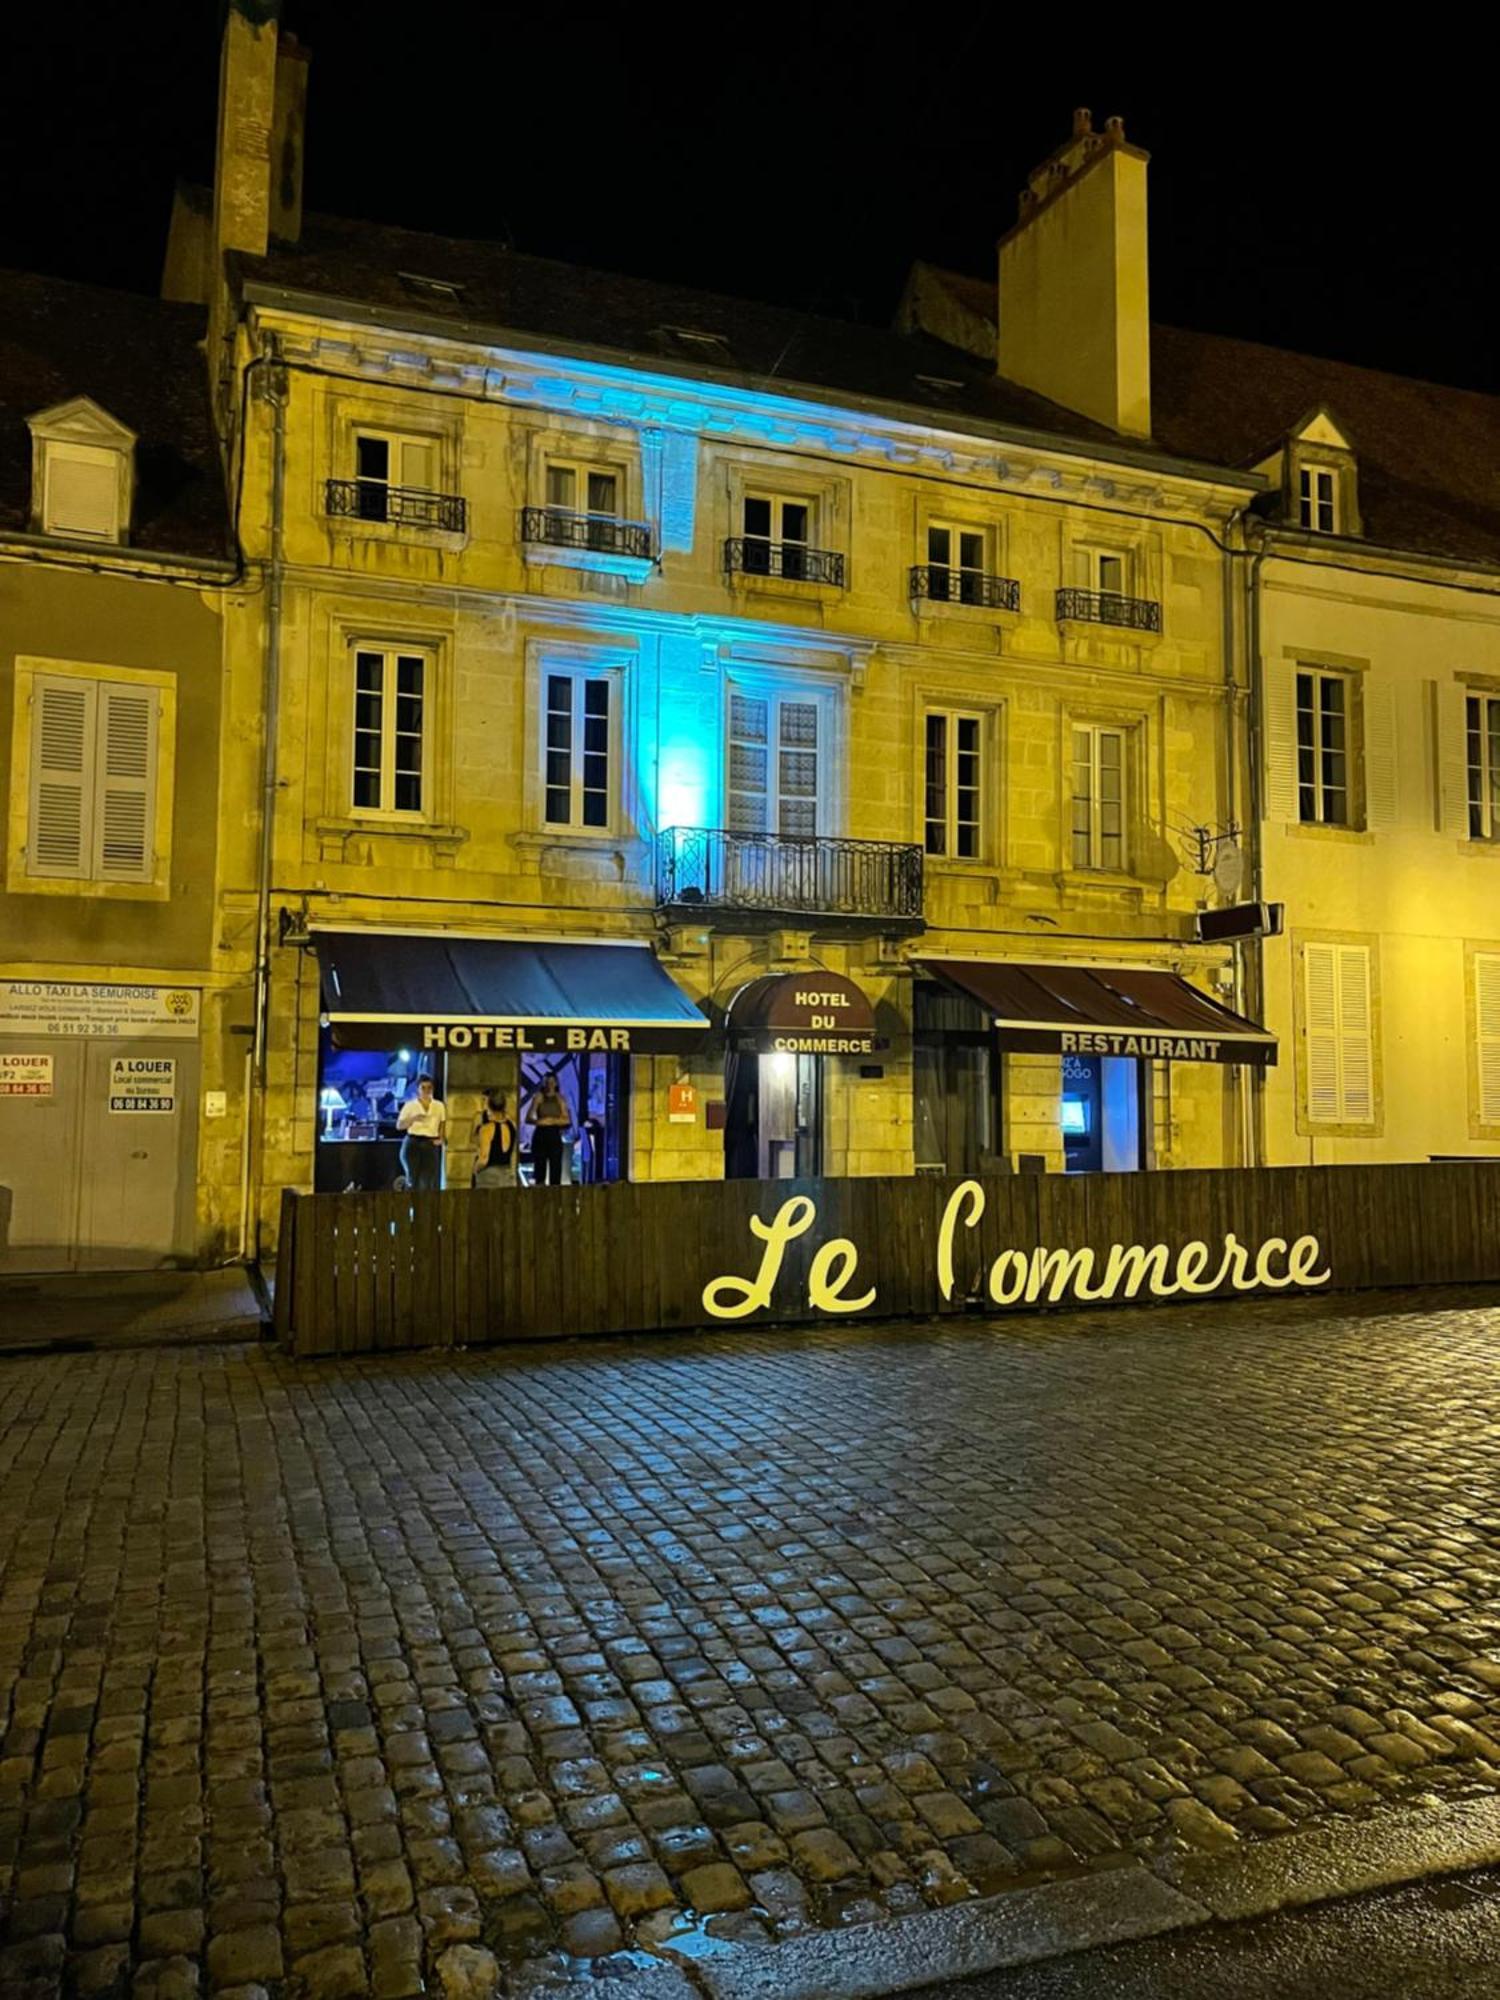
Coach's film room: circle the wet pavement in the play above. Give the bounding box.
[3,1284,1500,1995]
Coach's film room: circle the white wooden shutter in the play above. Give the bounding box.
[1303,940,1373,1125]
[1436,678,1471,836]
[1337,944,1373,1122]
[1362,675,1398,830]
[1263,659,1299,823]
[45,445,118,539]
[28,676,96,877]
[93,685,158,881]
[1304,943,1341,1123]
[398,438,436,489]
[1477,953,1500,1127]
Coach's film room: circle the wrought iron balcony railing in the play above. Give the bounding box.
[658,827,923,924]
[326,478,467,532]
[1055,587,1162,633]
[910,564,1021,612]
[724,538,846,587]
[521,505,653,560]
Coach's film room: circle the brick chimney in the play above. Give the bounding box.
[997,110,1151,439]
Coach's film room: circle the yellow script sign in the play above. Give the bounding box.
[702,1180,1331,1321]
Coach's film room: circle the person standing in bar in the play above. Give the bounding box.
[526,1071,571,1186]
[473,1091,517,1189]
[396,1074,446,1190]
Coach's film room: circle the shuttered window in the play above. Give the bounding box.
[1303,942,1374,1125]
[43,444,120,540]
[727,691,820,837]
[27,675,159,882]
[1477,954,1500,1128]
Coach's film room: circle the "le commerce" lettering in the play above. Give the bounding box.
[701,1178,1331,1321]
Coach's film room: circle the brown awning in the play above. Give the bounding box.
[725,972,876,1055]
[916,959,1277,1066]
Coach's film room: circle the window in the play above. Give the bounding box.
[1477,954,1500,1128]
[1093,552,1126,595]
[1296,670,1350,825]
[398,272,467,304]
[544,461,623,549]
[728,691,820,836]
[43,445,121,541]
[1467,694,1500,841]
[1072,725,1125,871]
[1303,941,1373,1125]
[543,671,613,829]
[925,711,982,859]
[743,496,810,580]
[1299,466,1337,533]
[925,525,986,606]
[27,675,158,882]
[352,649,425,815]
[352,433,437,521]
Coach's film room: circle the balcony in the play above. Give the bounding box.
[724,538,846,588]
[910,564,1021,612]
[1055,587,1161,633]
[521,505,653,562]
[658,827,924,929]
[326,478,466,532]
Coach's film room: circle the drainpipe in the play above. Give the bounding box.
[247,333,288,1267]
[1244,537,1270,1169]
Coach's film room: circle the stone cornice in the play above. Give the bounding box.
[244,295,1260,525]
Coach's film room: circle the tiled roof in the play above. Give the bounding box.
[245,213,1157,459]
[1150,324,1500,569]
[0,269,229,560]
[913,263,1500,569]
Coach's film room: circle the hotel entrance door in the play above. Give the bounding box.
[724,1050,824,1180]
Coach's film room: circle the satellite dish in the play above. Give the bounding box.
[1213,840,1245,899]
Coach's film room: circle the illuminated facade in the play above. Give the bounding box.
[151,23,1287,1256]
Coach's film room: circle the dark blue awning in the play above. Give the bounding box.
[314,931,709,1055]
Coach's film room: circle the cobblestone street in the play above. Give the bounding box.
[5,1287,1500,1997]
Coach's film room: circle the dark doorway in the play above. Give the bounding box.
[914,980,1000,1174]
[724,1050,824,1179]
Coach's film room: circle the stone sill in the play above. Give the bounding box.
[1282,821,1375,846]
[312,816,469,863]
[1058,618,1163,652]
[524,544,653,585]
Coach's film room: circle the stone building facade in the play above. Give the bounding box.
[167,18,1267,1254]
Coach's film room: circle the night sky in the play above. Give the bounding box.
[4,10,1486,394]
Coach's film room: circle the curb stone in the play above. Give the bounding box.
[1161,1791,1500,1922]
[585,1795,1500,2000]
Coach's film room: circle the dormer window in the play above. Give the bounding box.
[1299,466,1337,534]
[1281,410,1361,539]
[27,398,135,544]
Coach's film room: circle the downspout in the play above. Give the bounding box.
[1219,517,1248,1167]
[248,332,289,1268]
[1244,534,1270,1169]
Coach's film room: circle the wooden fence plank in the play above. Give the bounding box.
[272,1190,297,1345]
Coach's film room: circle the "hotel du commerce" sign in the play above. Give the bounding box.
[702,1179,1331,1321]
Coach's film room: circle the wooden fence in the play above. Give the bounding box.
[272,1162,1500,1357]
